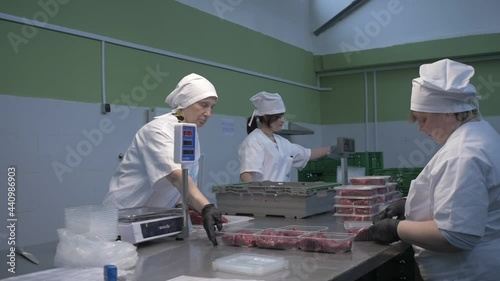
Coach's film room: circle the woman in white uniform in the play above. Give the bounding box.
[238,91,332,182]
[370,59,500,280]
[103,73,223,246]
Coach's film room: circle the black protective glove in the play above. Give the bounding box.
[373,199,406,224]
[327,145,340,159]
[201,204,223,246]
[369,218,401,244]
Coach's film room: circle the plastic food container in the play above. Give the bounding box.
[335,204,379,215]
[220,228,261,247]
[344,221,372,234]
[255,229,306,250]
[298,232,354,253]
[335,195,380,206]
[334,185,385,197]
[349,176,391,186]
[213,253,288,276]
[277,225,328,232]
[334,213,376,222]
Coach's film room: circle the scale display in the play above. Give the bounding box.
[174,123,197,163]
[337,137,355,154]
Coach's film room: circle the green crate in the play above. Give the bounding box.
[372,167,423,196]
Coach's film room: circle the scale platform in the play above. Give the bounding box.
[117,207,184,244]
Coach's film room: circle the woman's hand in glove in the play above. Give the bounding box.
[369,218,401,244]
[373,199,406,223]
[201,204,223,246]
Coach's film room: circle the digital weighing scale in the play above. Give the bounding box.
[117,207,184,244]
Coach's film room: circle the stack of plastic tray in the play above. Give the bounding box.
[64,205,118,241]
[220,225,354,254]
[212,181,340,218]
[333,176,402,222]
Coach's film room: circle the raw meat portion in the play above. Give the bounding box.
[354,228,372,241]
[221,229,257,247]
[255,229,305,250]
[299,233,353,253]
[189,210,229,225]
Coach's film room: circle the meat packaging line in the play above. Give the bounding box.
[1,212,412,281]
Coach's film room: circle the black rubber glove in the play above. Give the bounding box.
[369,218,401,244]
[201,204,223,246]
[373,199,406,224]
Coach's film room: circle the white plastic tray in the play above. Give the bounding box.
[212,253,288,276]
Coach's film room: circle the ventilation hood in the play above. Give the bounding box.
[276,121,314,136]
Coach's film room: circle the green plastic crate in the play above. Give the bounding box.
[372,167,423,196]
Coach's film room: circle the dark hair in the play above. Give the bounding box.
[409,109,478,123]
[246,113,285,134]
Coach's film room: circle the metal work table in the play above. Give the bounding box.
[1,212,411,281]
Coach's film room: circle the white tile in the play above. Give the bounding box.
[16,173,40,213]
[15,135,40,174]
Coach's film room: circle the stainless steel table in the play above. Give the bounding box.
[0,212,411,281]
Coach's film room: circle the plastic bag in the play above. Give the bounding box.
[54,228,138,271]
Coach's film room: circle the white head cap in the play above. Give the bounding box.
[165,73,217,112]
[410,59,479,113]
[248,91,286,126]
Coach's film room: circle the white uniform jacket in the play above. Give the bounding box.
[405,120,500,281]
[238,128,311,182]
[103,113,200,209]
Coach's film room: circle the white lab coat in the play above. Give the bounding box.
[103,113,200,209]
[238,128,311,182]
[405,120,500,281]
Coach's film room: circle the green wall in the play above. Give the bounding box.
[317,33,500,124]
[0,0,321,123]
[1,1,499,125]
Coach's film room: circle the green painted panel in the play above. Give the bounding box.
[376,68,418,122]
[0,20,101,102]
[316,33,500,72]
[0,0,316,85]
[468,60,500,117]
[319,73,367,124]
[105,44,321,123]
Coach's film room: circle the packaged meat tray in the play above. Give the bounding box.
[335,204,379,215]
[349,176,391,185]
[255,229,306,250]
[213,181,340,218]
[335,195,380,206]
[298,232,354,253]
[334,185,386,197]
[220,228,262,247]
[212,253,288,276]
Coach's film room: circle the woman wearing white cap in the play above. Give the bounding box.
[238,91,332,182]
[103,73,223,246]
[370,59,500,280]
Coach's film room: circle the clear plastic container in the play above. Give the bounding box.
[213,253,288,276]
[334,213,376,222]
[64,205,118,241]
[349,176,391,186]
[255,229,306,250]
[334,185,384,197]
[220,228,261,247]
[344,221,372,234]
[335,195,380,206]
[277,225,328,232]
[298,232,354,253]
[335,204,379,215]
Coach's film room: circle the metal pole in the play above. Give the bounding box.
[179,165,190,239]
[341,156,349,186]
